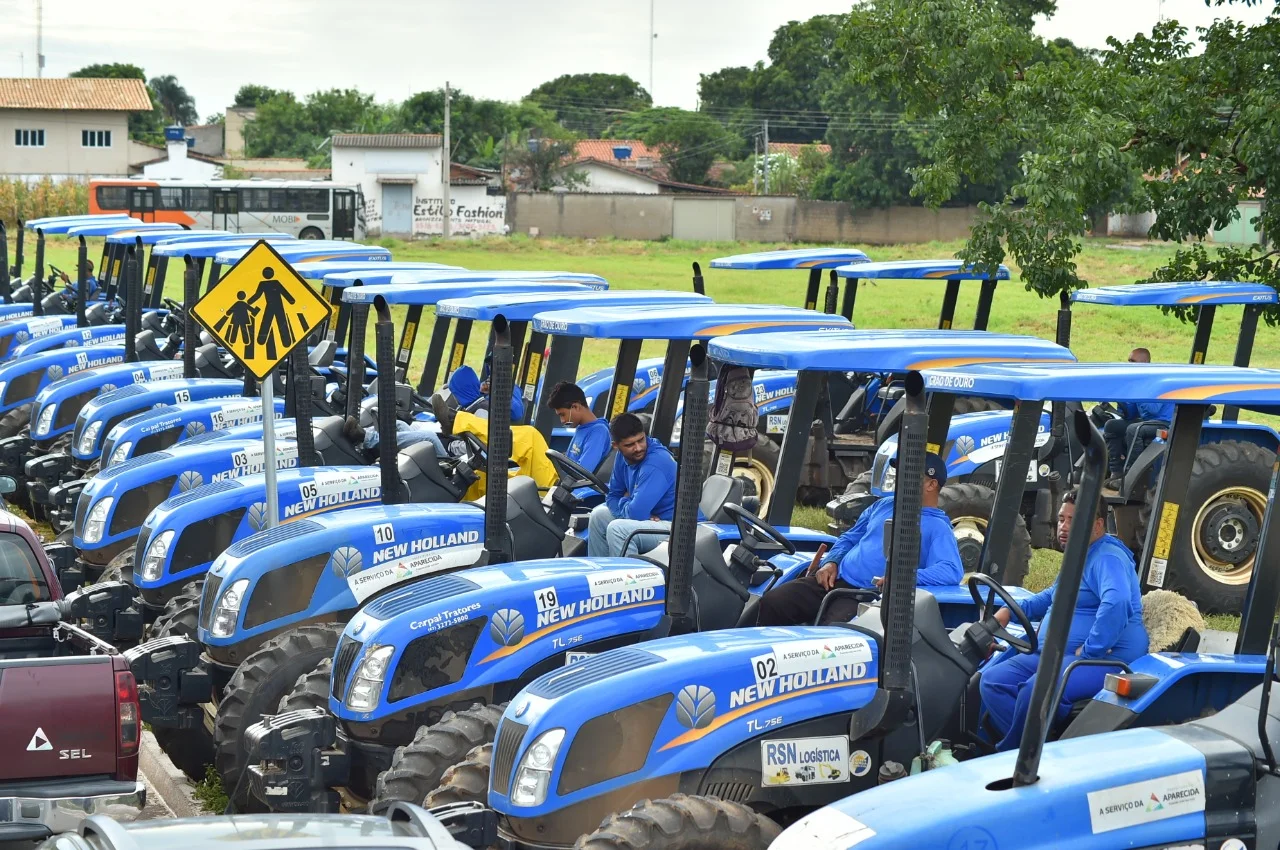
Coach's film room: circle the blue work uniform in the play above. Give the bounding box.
[448,364,525,423]
[566,417,611,503]
[980,534,1148,751]
[606,436,679,522]
[828,495,964,588]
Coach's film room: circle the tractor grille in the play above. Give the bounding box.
[74,489,89,533]
[163,479,240,509]
[361,575,480,621]
[331,636,364,700]
[226,519,323,557]
[491,719,528,797]
[96,452,171,482]
[525,648,662,699]
[199,573,224,631]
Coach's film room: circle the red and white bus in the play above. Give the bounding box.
[88,178,366,240]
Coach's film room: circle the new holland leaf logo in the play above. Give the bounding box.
[27,727,51,752]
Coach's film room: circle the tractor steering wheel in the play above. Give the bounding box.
[722,503,795,555]
[546,450,608,495]
[459,431,488,468]
[968,573,1037,654]
[48,264,67,281]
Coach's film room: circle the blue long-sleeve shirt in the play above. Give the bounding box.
[826,495,963,589]
[567,418,611,473]
[606,437,678,521]
[1118,400,1174,423]
[1017,534,1148,660]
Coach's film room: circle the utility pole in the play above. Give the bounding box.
[35,0,44,78]
[442,81,452,239]
[753,132,760,194]
[649,0,655,99]
[762,119,770,195]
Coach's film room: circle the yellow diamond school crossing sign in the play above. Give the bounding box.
[192,241,332,380]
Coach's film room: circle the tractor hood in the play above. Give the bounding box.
[71,378,244,461]
[73,430,301,552]
[196,503,487,660]
[575,357,667,414]
[100,396,287,469]
[774,728,1209,850]
[135,465,384,598]
[492,626,880,814]
[30,359,189,441]
[9,323,127,360]
[0,315,77,361]
[333,557,667,723]
[872,409,1051,494]
[0,344,126,417]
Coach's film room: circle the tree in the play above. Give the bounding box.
[70,63,162,141]
[400,88,559,167]
[69,62,146,80]
[640,109,734,185]
[527,73,651,137]
[506,134,586,191]
[840,0,1279,306]
[149,75,197,126]
[233,85,283,109]
[242,88,397,162]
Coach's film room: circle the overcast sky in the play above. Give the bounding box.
[0,0,1272,121]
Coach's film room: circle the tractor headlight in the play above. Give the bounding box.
[210,578,249,638]
[82,496,113,544]
[77,421,101,455]
[35,405,54,436]
[140,530,174,582]
[511,728,565,807]
[345,644,394,712]
[108,441,133,466]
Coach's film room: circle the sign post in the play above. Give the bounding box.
[191,240,332,528]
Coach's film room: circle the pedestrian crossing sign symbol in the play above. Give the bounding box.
[192,240,332,380]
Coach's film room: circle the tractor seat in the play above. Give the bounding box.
[699,474,744,524]
[308,340,337,368]
[834,386,868,434]
[134,329,167,360]
[399,442,465,503]
[509,476,565,538]
[313,416,367,466]
[195,343,236,379]
[141,312,167,334]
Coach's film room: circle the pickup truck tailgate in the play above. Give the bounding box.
[0,656,118,780]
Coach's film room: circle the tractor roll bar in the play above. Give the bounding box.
[0,221,10,303]
[483,315,515,565]
[665,343,710,623]
[77,237,89,329]
[882,370,926,692]
[373,295,406,506]
[1012,408,1106,787]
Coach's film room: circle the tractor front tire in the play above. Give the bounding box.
[371,702,506,812]
[423,742,491,808]
[213,623,343,809]
[1144,440,1273,615]
[277,658,333,714]
[939,482,1032,586]
[576,794,780,850]
[0,405,32,440]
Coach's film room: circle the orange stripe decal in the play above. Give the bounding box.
[907,355,1073,370]
[658,677,875,750]
[694,320,846,337]
[1158,382,1280,400]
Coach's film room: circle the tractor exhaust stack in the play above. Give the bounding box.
[0,221,11,303]
[182,258,199,377]
[372,295,406,505]
[880,371,926,692]
[665,343,710,624]
[75,237,88,328]
[482,315,515,565]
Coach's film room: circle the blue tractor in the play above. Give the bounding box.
[229,330,1068,815]
[763,361,1280,850]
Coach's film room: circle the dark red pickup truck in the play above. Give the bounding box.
[0,508,145,841]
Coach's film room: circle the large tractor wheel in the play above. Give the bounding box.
[95,547,135,586]
[1142,440,1273,615]
[952,396,1007,416]
[149,594,214,782]
[276,658,333,714]
[213,623,343,809]
[577,794,780,850]
[371,701,507,812]
[0,404,32,440]
[939,483,1032,587]
[148,581,203,640]
[423,742,491,808]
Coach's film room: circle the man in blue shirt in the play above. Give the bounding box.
[548,381,612,505]
[757,452,964,626]
[587,413,678,557]
[980,487,1148,750]
[1104,348,1174,488]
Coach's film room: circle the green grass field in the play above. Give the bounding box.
[17,233,1253,628]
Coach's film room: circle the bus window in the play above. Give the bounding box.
[159,187,185,210]
[298,188,328,212]
[97,185,128,211]
[187,187,212,211]
[240,188,271,212]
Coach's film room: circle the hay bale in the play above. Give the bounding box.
[1142,590,1206,652]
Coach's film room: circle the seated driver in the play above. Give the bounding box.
[979,487,1148,751]
[757,452,963,626]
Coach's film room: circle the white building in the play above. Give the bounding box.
[137,126,222,180]
[330,133,506,237]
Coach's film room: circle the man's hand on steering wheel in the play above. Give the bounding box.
[545,450,608,495]
[968,573,1037,654]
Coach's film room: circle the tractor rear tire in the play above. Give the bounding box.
[577,794,780,850]
[371,702,507,812]
[150,595,213,782]
[939,483,1032,587]
[952,396,1006,416]
[0,405,31,440]
[277,658,333,714]
[1141,440,1273,615]
[95,547,134,586]
[213,623,344,809]
[423,742,491,808]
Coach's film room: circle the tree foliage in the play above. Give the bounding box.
[843,0,1280,307]
[149,75,197,126]
[400,88,560,168]
[638,109,734,185]
[233,85,283,109]
[506,134,586,191]
[526,73,652,137]
[243,89,397,162]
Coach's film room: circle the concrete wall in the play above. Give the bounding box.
[184,124,224,157]
[224,107,256,157]
[508,192,981,244]
[0,109,131,178]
